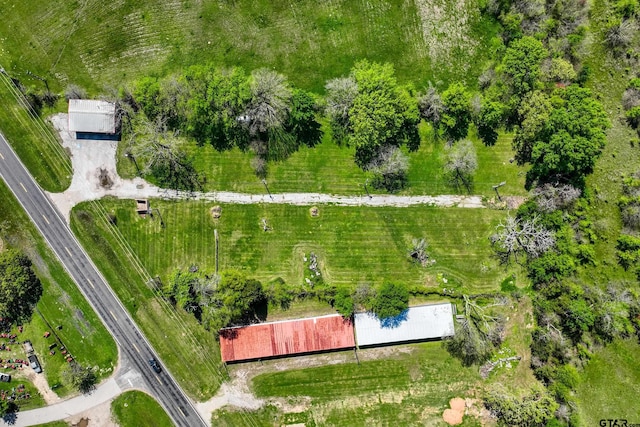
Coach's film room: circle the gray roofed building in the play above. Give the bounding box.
[354,302,455,347]
[68,99,117,138]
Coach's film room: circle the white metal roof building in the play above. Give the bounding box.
[354,302,455,347]
[68,99,117,135]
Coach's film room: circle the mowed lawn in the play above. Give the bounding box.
[117,122,526,198]
[244,342,482,426]
[0,73,71,192]
[111,391,173,427]
[79,199,509,293]
[70,201,225,400]
[575,339,640,425]
[0,0,499,93]
[0,181,117,398]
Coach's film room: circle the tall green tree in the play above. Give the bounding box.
[0,249,43,324]
[525,85,609,188]
[502,36,547,98]
[284,89,322,148]
[348,60,420,167]
[440,83,472,142]
[372,282,409,319]
[475,100,504,146]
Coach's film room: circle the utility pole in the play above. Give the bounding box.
[125,151,141,175]
[154,208,165,228]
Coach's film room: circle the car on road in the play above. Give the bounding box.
[149,358,161,373]
[28,354,42,373]
[0,373,10,382]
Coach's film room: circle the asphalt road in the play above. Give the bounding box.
[0,133,207,427]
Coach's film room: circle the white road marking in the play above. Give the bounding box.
[156,376,162,384]
[42,214,50,224]
[19,182,27,192]
[109,310,117,321]
[88,280,95,289]
[64,246,72,256]
[0,151,4,160]
[133,343,141,354]
[178,406,187,416]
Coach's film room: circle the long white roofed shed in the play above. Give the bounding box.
[354,302,455,347]
[68,99,117,135]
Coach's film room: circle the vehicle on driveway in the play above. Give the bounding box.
[148,358,161,373]
[28,354,42,373]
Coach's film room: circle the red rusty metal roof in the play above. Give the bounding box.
[220,314,355,362]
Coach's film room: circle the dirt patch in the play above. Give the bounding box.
[98,168,113,189]
[211,205,222,219]
[442,397,466,425]
[20,368,61,405]
[66,398,117,427]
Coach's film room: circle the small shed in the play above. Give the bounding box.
[354,302,455,347]
[136,199,150,217]
[68,99,118,140]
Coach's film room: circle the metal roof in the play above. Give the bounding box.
[354,302,455,347]
[219,314,355,362]
[68,99,116,134]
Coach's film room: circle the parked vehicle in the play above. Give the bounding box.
[0,372,10,382]
[28,354,42,373]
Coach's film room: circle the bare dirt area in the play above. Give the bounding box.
[23,370,61,405]
[65,399,117,427]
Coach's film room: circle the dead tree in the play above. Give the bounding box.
[490,215,555,265]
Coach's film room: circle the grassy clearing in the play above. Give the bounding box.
[79,199,511,293]
[0,73,71,192]
[575,339,640,424]
[0,0,498,93]
[70,201,224,400]
[111,390,173,427]
[118,120,526,197]
[250,341,483,426]
[0,181,116,398]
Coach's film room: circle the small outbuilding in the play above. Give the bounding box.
[354,302,455,347]
[68,99,118,140]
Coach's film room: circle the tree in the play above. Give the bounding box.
[475,100,504,146]
[543,58,576,84]
[0,249,43,324]
[244,68,292,136]
[440,82,471,142]
[64,84,87,101]
[532,183,581,213]
[332,286,355,317]
[348,60,420,167]
[217,270,266,325]
[513,90,552,165]
[285,89,322,147]
[371,282,409,319]
[325,76,358,144]
[444,139,478,193]
[367,145,409,192]
[63,364,97,394]
[484,386,558,427]
[490,215,555,264]
[502,36,547,97]
[525,85,609,188]
[418,83,444,129]
[131,118,201,191]
[605,18,637,52]
[616,234,640,270]
[445,295,504,366]
[183,66,250,149]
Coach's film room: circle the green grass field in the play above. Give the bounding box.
[70,201,224,400]
[111,390,173,427]
[0,180,117,398]
[245,342,482,426]
[0,73,71,192]
[575,339,640,425]
[74,199,510,293]
[0,379,45,411]
[0,0,499,94]
[117,119,527,197]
